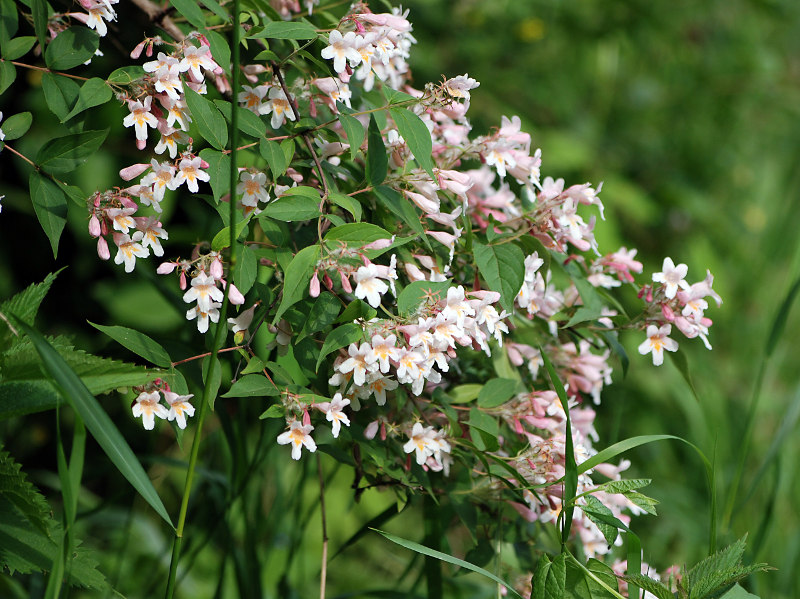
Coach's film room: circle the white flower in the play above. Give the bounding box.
[186,301,221,333]
[237,171,270,206]
[179,44,218,80]
[403,422,438,465]
[652,257,690,299]
[638,324,678,366]
[277,421,317,460]
[316,393,351,438]
[140,159,177,203]
[441,285,475,328]
[164,391,195,429]
[114,231,149,272]
[239,84,269,114]
[122,97,158,142]
[338,342,378,387]
[173,155,210,193]
[183,272,224,312]
[320,30,363,74]
[262,87,296,129]
[132,391,168,430]
[370,334,400,373]
[353,264,389,308]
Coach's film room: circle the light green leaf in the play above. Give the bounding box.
[88,322,172,368]
[259,404,284,419]
[222,374,281,398]
[204,30,230,73]
[1,111,32,140]
[330,192,362,221]
[106,65,146,85]
[374,185,424,236]
[324,222,390,247]
[448,384,482,404]
[273,244,321,323]
[211,215,251,251]
[532,553,566,599]
[477,378,519,408]
[473,241,525,314]
[263,190,321,221]
[199,147,230,202]
[29,173,67,258]
[36,129,109,174]
[184,86,228,151]
[373,529,524,599]
[389,107,434,179]
[169,0,206,28]
[11,317,174,528]
[62,78,112,122]
[719,584,761,599]
[565,557,621,599]
[260,138,288,179]
[339,111,364,160]
[249,21,318,39]
[233,244,258,295]
[316,322,363,370]
[397,280,451,316]
[44,27,99,70]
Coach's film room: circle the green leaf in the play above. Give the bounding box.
[383,86,417,105]
[0,447,52,534]
[316,322,363,370]
[324,222,391,247]
[260,138,288,179]
[202,355,222,409]
[669,348,701,402]
[0,381,62,420]
[766,273,800,356]
[0,271,58,343]
[88,322,172,368]
[204,29,230,73]
[473,241,525,314]
[599,478,652,494]
[448,384,482,404]
[719,584,761,599]
[299,292,341,338]
[339,112,365,160]
[330,192,362,221]
[263,189,321,221]
[44,27,99,70]
[29,173,67,258]
[397,280,451,316]
[565,557,620,599]
[622,574,674,599]
[249,21,318,39]
[0,0,18,48]
[366,114,388,187]
[374,185,424,236]
[532,553,566,599]
[2,35,35,60]
[374,529,524,599]
[477,378,519,408]
[184,86,228,151]
[577,434,712,475]
[106,65,147,85]
[199,0,229,20]
[36,129,109,174]
[0,112,32,141]
[31,0,48,50]
[625,491,659,516]
[259,404,284,419]
[211,215,251,251]
[0,60,15,96]
[11,317,174,528]
[199,147,230,202]
[61,78,112,122]
[222,374,281,397]
[214,99,267,138]
[389,107,434,179]
[169,0,206,28]
[41,72,80,121]
[581,495,619,545]
[233,244,258,295]
[274,244,321,323]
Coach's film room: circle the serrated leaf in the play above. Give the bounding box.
[0,448,52,534]
[184,86,228,151]
[2,35,35,60]
[688,537,747,591]
[169,0,206,28]
[473,241,525,314]
[215,99,267,138]
[389,107,434,179]
[29,173,67,258]
[222,374,281,397]
[198,147,230,202]
[106,65,146,85]
[62,77,112,122]
[366,114,387,187]
[625,491,659,515]
[600,478,652,494]
[582,495,619,545]
[339,111,364,160]
[397,280,451,316]
[249,21,318,39]
[532,553,566,599]
[0,271,58,346]
[1,111,32,140]
[719,584,761,599]
[45,27,99,70]
[0,381,62,420]
[36,129,108,174]
[316,322,363,370]
[10,318,174,528]
[260,138,288,179]
[374,529,524,599]
[88,322,172,367]
[623,574,674,599]
[41,72,80,121]
[477,378,519,408]
[273,244,321,323]
[233,244,258,294]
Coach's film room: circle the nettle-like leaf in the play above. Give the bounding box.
[623,573,674,599]
[0,446,51,534]
[0,270,58,347]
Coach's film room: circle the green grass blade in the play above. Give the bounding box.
[12,315,174,529]
[372,529,524,599]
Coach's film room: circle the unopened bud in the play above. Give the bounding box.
[179,271,187,290]
[309,272,320,297]
[340,270,352,293]
[157,261,176,274]
[363,238,392,250]
[130,40,147,59]
[88,215,101,237]
[323,273,333,290]
[97,236,110,260]
[227,282,245,305]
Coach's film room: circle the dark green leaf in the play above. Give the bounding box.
[397,280,451,316]
[316,322,363,370]
[260,138,288,179]
[204,29,231,73]
[565,557,620,599]
[374,185,424,235]
[88,322,172,367]
[36,129,108,174]
[199,148,230,202]
[0,381,62,420]
[389,107,434,179]
[29,173,67,258]
[477,378,519,408]
[11,318,174,528]
[1,112,32,140]
[249,21,318,39]
[233,244,258,294]
[106,65,147,85]
[222,374,281,398]
[532,553,566,599]
[215,99,267,138]
[274,244,321,323]
[473,241,525,314]
[582,495,619,545]
[339,111,365,160]
[202,355,222,409]
[169,0,206,28]
[31,0,48,49]
[299,292,341,338]
[366,114,388,187]
[62,77,112,122]
[2,35,35,60]
[199,0,229,20]
[259,404,284,419]
[41,72,80,121]
[45,27,99,70]
[0,60,15,96]
[263,191,321,221]
[184,86,228,151]
[329,192,362,221]
[0,0,18,48]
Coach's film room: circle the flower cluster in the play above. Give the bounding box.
[131,383,195,430]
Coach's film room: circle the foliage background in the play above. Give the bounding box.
[1,0,799,597]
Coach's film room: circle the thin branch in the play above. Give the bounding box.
[170,345,245,367]
[6,60,90,81]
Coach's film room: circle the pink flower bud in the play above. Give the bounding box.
[88,215,101,237]
[97,236,110,260]
[210,256,223,280]
[380,422,386,441]
[136,138,147,151]
[179,271,187,290]
[130,40,147,59]
[364,420,379,440]
[309,97,317,118]
[323,273,333,290]
[227,282,245,305]
[199,158,210,169]
[661,303,675,322]
[302,410,311,427]
[145,41,154,57]
[120,196,138,210]
[286,168,303,183]
[157,262,177,274]
[362,238,392,250]
[309,272,320,297]
[340,270,352,293]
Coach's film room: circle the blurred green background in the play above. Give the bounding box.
[2,0,800,597]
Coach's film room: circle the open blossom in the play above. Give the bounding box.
[122,97,158,141]
[153,64,183,101]
[638,324,679,366]
[320,30,363,74]
[403,422,449,465]
[262,87,296,129]
[179,44,218,80]
[132,391,168,430]
[184,272,223,312]
[353,264,389,308]
[237,171,270,206]
[277,421,317,460]
[113,231,149,272]
[652,257,690,299]
[316,393,351,438]
[140,159,177,203]
[186,301,220,333]
[238,84,269,113]
[173,155,210,193]
[338,342,378,387]
[164,391,195,429]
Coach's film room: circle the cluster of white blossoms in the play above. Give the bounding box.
[132,387,195,430]
[67,0,119,38]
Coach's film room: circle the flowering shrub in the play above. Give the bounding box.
[0,0,769,597]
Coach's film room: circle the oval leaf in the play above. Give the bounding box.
[88,322,172,368]
[36,129,109,174]
[473,241,525,314]
[45,27,99,70]
[389,107,434,179]
[1,111,32,140]
[273,244,320,323]
[183,86,228,151]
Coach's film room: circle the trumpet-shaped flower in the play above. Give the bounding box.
[652,257,689,299]
[638,324,678,366]
[132,391,168,430]
[353,264,389,308]
[321,30,363,74]
[164,391,195,429]
[277,421,317,460]
[316,393,351,438]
